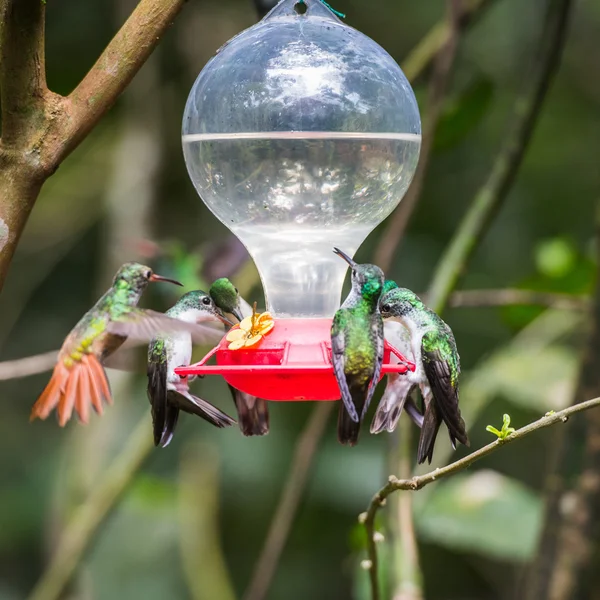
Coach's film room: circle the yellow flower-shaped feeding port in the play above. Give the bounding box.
[226,304,274,350]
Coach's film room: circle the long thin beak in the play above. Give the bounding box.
[217,313,236,327]
[150,273,183,286]
[232,308,244,323]
[333,247,357,268]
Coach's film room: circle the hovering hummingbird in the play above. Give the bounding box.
[379,285,469,464]
[209,278,270,436]
[30,262,221,426]
[371,279,423,434]
[147,290,237,447]
[331,248,385,446]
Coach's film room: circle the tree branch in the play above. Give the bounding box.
[56,0,186,164]
[243,403,333,600]
[0,350,57,380]
[0,0,48,147]
[362,396,600,600]
[0,0,189,294]
[426,0,574,314]
[448,289,590,311]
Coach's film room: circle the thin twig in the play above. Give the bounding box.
[426,0,574,314]
[27,416,154,600]
[375,0,464,272]
[243,403,333,600]
[0,350,57,380]
[362,396,600,600]
[448,289,590,311]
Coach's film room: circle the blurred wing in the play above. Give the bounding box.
[421,332,468,446]
[108,309,224,346]
[362,316,384,418]
[102,338,146,373]
[331,313,359,422]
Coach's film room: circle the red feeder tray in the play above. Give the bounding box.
[175,318,415,401]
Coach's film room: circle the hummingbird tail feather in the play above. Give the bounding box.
[86,357,106,416]
[405,396,425,429]
[417,402,442,465]
[86,354,112,405]
[57,367,80,426]
[76,365,91,424]
[337,403,361,446]
[30,362,69,422]
[230,387,269,436]
[370,378,412,434]
[168,390,236,429]
[158,405,180,448]
[30,355,112,426]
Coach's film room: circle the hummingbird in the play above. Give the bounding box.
[147,290,237,447]
[379,285,469,464]
[331,248,385,446]
[371,279,424,434]
[209,278,270,436]
[30,262,222,426]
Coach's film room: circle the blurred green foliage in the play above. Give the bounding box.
[1,0,599,599]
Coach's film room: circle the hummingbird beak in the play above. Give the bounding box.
[333,247,357,268]
[232,306,244,323]
[149,273,183,286]
[216,313,236,327]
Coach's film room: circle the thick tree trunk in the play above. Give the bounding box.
[0,160,45,289]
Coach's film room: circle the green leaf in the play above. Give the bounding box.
[434,76,494,151]
[415,471,542,561]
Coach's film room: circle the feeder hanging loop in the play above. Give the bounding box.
[299,0,346,19]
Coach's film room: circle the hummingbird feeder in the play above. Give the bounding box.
[176,0,422,401]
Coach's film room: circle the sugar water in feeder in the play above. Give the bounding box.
[177,0,422,400]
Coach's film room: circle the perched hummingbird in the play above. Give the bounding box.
[371,279,424,434]
[30,262,222,426]
[209,278,270,436]
[147,290,237,447]
[331,248,385,446]
[379,285,469,464]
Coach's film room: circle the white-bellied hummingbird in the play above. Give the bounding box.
[147,290,237,447]
[371,290,424,434]
[379,284,469,463]
[331,248,385,446]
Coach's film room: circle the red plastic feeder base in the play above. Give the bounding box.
[175,318,415,401]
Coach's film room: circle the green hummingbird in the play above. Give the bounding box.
[209,278,270,436]
[147,290,237,447]
[30,262,222,426]
[331,248,385,446]
[371,279,424,434]
[379,285,469,464]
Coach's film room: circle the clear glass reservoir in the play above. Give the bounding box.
[182,0,421,317]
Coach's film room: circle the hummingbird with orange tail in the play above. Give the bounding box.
[30,262,223,426]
